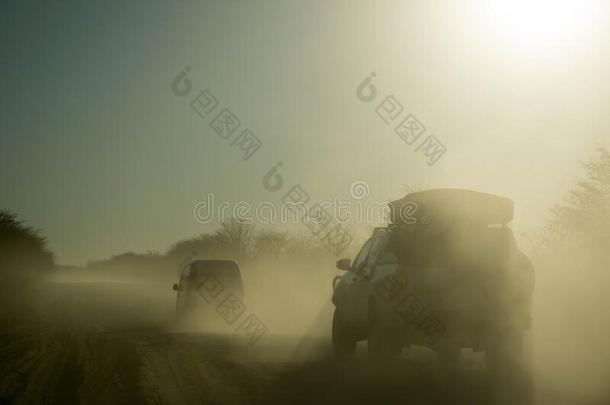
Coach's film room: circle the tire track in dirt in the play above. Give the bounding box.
[135,332,276,405]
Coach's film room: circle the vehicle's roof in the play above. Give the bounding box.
[190,260,239,271]
[191,259,238,265]
[389,188,514,226]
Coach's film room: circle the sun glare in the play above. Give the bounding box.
[476,0,602,58]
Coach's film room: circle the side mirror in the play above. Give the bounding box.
[336,258,351,271]
[172,283,182,291]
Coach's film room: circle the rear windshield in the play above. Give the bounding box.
[386,225,514,269]
[190,261,238,276]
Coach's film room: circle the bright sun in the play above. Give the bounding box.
[476,0,603,58]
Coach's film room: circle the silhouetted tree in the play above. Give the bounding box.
[166,233,215,260]
[542,147,610,253]
[0,211,54,320]
[87,250,163,278]
[166,219,255,266]
[0,210,54,277]
[212,219,254,259]
[252,230,288,259]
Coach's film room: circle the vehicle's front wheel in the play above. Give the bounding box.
[486,326,529,403]
[367,325,397,360]
[332,308,357,357]
[436,344,461,378]
[486,327,523,378]
[367,298,401,361]
[175,293,197,326]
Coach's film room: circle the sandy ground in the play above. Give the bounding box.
[0,280,605,405]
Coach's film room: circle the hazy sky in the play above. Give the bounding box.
[2,0,609,264]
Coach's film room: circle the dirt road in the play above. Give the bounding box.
[0,281,603,405]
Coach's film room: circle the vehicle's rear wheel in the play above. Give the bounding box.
[435,344,461,379]
[367,326,396,361]
[486,326,527,403]
[175,293,198,326]
[332,309,357,357]
[486,327,523,377]
[176,300,187,321]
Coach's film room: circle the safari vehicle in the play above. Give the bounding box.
[331,189,534,374]
[173,260,243,321]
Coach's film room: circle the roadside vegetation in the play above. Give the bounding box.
[531,147,610,395]
[0,211,54,321]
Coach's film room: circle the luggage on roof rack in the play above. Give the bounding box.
[388,188,514,226]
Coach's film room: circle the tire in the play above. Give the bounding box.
[332,308,357,357]
[367,298,400,361]
[486,326,529,404]
[436,344,461,378]
[175,293,197,325]
[367,325,395,361]
[486,326,524,384]
[176,301,186,322]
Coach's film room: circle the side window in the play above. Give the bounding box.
[374,232,397,265]
[377,250,398,265]
[179,264,192,286]
[352,238,374,271]
[366,236,384,266]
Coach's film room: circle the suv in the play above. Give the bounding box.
[173,260,243,321]
[331,189,534,374]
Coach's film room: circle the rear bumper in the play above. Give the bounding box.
[371,276,530,349]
